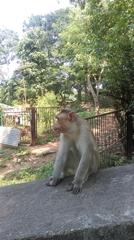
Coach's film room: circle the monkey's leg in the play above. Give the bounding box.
[91,150,99,174]
[67,151,98,191]
[71,151,92,194]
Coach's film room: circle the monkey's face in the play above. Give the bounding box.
[53,112,76,134]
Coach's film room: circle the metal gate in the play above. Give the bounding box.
[0,107,32,144]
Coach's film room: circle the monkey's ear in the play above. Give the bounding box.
[68,112,76,121]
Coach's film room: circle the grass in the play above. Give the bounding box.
[0,145,54,186]
[0,146,30,169]
[0,161,53,186]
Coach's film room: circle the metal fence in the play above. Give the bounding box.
[36,107,59,144]
[0,108,31,143]
[0,107,133,165]
[86,110,127,167]
[0,107,59,145]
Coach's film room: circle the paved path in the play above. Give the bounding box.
[30,141,59,156]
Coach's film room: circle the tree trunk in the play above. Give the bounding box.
[87,74,100,114]
[77,88,82,102]
[83,82,88,102]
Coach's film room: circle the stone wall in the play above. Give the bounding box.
[0,164,134,240]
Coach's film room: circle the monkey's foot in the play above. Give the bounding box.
[46,177,62,186]
[67,182,82,194]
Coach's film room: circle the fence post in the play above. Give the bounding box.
[0,111,3,126]
[0,112,2,126]
[30,107,37,146]
[126,111,133,159]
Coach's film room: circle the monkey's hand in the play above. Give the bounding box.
[67,182,82,194]
[46,176,62,186]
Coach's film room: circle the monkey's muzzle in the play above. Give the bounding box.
[53,125,66,134]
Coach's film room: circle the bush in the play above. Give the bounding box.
[36,92,58,108]
[36,92,59,136]
[78,110,95,118]
[99,95,114,108]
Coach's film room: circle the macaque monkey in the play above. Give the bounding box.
[47,109,98,194]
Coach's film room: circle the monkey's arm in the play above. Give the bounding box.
[47,134,71,186]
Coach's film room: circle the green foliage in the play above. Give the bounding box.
[100,153,125,169]
[36,162,53,179]
[0,146,30,169]
[84,0,134,110]
[37,107,58,136]
[15,149,30,157]
[37,133,56,145]
[36,92,58,108]
[78,110,95,118]
[62,0,134,110]
[0,1,133,110]
[0,29,19,65]
[0,155,11,168]
[99,95,114,108]
[0,145,54,186]
[36,92,59,136]
[12,9,71,104]
[109,155,125,167]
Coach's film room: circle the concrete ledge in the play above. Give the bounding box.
[0,164,134,240]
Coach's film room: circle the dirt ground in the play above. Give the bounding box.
[0,142,59,179]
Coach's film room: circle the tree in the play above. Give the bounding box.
[0,29,18,65]
[70,0,86,8]
[72,0,134,111]
[0,79,14,104]
[14,9,70,104]
[100,0,134,110]
[59,7,104,111]
[0,29,19,102]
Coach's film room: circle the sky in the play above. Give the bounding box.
[0,0,71,33]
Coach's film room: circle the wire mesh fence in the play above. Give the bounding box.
[0,108,31,143]
[0,107,133,166]
[36,107,59,144]
[85,110,126,168]
[0,107,59,145]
